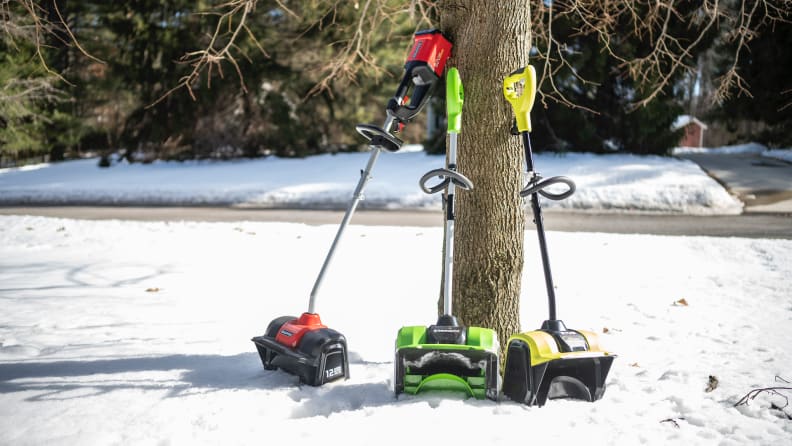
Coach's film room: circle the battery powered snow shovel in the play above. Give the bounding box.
[500,66,615,406]
[393,68,499,401]
[251,30,452,386]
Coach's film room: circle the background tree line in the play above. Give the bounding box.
[1,0,790,168]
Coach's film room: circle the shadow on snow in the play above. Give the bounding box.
[0,353,299,401]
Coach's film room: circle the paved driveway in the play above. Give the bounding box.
[677,152,792,213]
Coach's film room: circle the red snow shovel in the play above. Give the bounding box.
[252,30,453,386]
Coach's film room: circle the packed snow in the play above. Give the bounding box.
[671,142,767,156]
[1,215,791,445]
[763,149,792,163]
[0,150,743,214]
[673,142,792,164]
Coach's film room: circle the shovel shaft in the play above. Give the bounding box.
[308,115,396,313]
[442,132,460,315]
[522,131,557,321]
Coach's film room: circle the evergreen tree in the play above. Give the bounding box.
[712,20,792,147]
[57,1,420,164]
[0,4,74,165]
[527,2,719,155]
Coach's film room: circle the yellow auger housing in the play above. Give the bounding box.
[502,322,615,406]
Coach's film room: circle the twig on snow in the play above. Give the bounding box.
[734,376,792,410]
[660,417,685,428]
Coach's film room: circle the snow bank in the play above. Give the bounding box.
[0,151,742,215]
[672,142,767,155]
[763,149,792,163]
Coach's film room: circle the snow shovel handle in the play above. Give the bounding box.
[503,65,537,133]
[520,175,576,201]
[308,116,396,313]
[419,168,473,195]
[446,68,464,134]
[387,77,436,123]
[387,30,453,124]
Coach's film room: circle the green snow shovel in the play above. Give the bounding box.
[393,67,500,400]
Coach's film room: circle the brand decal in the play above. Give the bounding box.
[279,330,293,337]
[434,49,445,70]
[410,41,424,61]
[432,327,461,333]
[325,366,343,378]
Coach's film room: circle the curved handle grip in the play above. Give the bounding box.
[355,124,403,152]
[387,68,438,123]
[446,67,464,134]
[503,65,537,133]
[520,175,576,201]
[419,168,474,194]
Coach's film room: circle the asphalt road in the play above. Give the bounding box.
[2,206,791,239]
[676,152,792,213]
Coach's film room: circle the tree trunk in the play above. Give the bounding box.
[439,2,530,353]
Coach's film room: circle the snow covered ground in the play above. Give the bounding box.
[2,145,790,444]
[1,215,791,445]
[0,150,743,214]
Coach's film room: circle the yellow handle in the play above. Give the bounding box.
[503,65,537,133]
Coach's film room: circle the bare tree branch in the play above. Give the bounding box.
[149,0,264,107]
[734,376,792,410]
[779,88,792,112]
[527,0,788,111]
[148,0,788,113]
[2,1,104,82]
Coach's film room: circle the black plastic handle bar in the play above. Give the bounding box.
[386,64,440,123]
[520,175,576,201]
[355,124,403,153]
[419,168,474,194]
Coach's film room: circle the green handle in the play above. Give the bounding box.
[446,67,463,134]
[503,65,537,132]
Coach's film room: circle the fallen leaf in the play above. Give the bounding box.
[630,362,640,368]
[674,298,689,306]
[603,327,610,334]
[706,375,719,392]
[145,287,161,293]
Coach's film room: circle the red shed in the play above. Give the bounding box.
[673,115,708,148]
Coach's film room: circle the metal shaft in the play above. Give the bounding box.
[442,132,459,315]
[522,131,557,321]
[308,115,396,313]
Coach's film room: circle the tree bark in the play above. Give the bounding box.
[439,2,530,353]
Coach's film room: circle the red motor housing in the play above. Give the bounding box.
[387,29,453,124]
[274,312,327,348]
[405,29,452,77]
